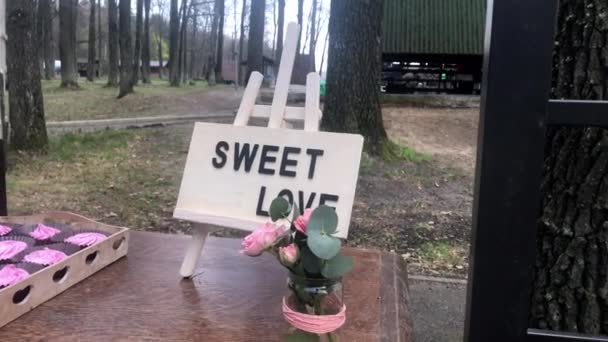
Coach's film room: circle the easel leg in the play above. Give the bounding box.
[180,224,211,278]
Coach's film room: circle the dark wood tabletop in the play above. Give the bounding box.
[0,231,412,342]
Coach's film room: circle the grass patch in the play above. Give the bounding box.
[42,77,212,121]
[6,126,191,232]
[381,140,431,164]
[48,130,131,161]
[419,240,466,268]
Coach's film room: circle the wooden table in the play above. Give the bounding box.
[0,231,412,341]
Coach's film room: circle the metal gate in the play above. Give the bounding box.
[465,0,608,341]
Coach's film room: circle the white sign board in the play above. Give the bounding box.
[174,122,364,238]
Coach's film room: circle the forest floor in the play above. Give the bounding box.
[42,78,241,121]
[14,83,479,278]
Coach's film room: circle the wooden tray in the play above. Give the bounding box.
[0,211,129,328]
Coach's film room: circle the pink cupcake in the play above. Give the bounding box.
[17,223,71,244]
[64,231,108,247]
[0,223,24,237]
[0,236,35,263]
[0,263,43,289]
[21,243,80,266]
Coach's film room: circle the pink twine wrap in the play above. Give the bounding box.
[282,297,346,335]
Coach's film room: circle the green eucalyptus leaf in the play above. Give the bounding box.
[307,232,341,260]
[321,254,353,279]
[301,246,323,274]
[307,205,338,235]
[270,196,291,221]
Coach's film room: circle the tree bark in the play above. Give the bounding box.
[238,0,247,86]
[322,0,388,156]
[168,0,179,86]
[118,0,134,98]
[215,0,225,83]
[142,0,151,83]
[207,0,218,85]
[132,0,144,85]
[157,0,165,79]
[36,0,45,75]
[296,0,303,54]
[39,0,55,80]
[177,0,188,84]
[246,0,264,82]
[530,0,608,335]
[97,0,103,76]
[59,0,79,88]
[188,10,197,81]
[107,0,119,86]
[275,0,284,64]
[87,0,97,81]
[6,0,48,151]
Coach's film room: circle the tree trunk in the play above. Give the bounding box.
[132,0,143,85]
[177,0,188,84]
[246,0,264,82]
[238,0,247,86]
[272,0,276,55]
[215,0,224,83]
[296,0,303,54]
[6,0,48,151]
[39,0,55,80]
[87,0,97,81]
[275,0,284,64]
[188,12,197,81]
[158,35,164,79]
[168,0,179,86]
[207,0,218,85]
[530,0,608,335]
[107,0,119,86]
[308,0,317,71]
[142,0,151,83]
[59,0,79,88]
[322,0,388,156]
[117,0,134,98]
[36,0,45,75]
[319,30,327,76]
[97,0,103,76]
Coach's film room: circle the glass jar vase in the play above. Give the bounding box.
[283,272,345,337]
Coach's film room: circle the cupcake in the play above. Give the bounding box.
[0,236,35,263]
[22,243,80,266]
[0,263,44,289]
[0,223,25,237]
[18,223,69,244]
[64,231,109,247]
[0,225,13,237]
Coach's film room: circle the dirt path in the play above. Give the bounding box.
[383,106,479,173]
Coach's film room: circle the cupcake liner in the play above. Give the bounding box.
[0,236,36,263]
[62,229,110,247]
[0,262,45,289]
[0,223,25,237]
[16,223,72,244]
[20,243,80,266]
[14,262,45,275]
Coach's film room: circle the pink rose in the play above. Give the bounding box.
[279,243,299,267]
[294,208,313,234]
[240,223,284,256]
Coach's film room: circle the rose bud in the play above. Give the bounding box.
[294,208,313,235]
[240,223,285,257]
[279,243,299,267]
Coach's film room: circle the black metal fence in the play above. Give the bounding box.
[464,0,608,341]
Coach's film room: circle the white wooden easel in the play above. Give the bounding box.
[180,23,322,278]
